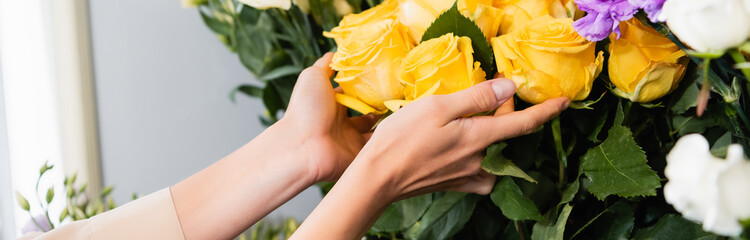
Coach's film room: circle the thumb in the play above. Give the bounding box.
[441,79,516,118]
[287,53,335,111]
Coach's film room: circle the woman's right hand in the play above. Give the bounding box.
[350,78,569,201]
[292,78,569,239]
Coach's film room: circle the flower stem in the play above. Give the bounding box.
[551,116,566,188]
[729,49,750,82]
[27,212,45,233]
[514,221,527,240]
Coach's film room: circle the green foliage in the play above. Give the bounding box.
[420,3,495,76]
[16,191,30,211]
[632,214,718,240]
[406,192,478,240]
[581,103,661,200]
[531,204,572,240]
[490,177,543,221]
[372,194,432,232]
[481,143,536,183]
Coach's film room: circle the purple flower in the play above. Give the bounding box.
[573,0,638,41]
[628,0,666,22]
[21,215,52,234]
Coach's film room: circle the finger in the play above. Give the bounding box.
[465,97,570,146]
[350,114,379,133]
[288,53,336,110]
[312,52,335,76]
[494,97,515,116]
[437,79,516,119]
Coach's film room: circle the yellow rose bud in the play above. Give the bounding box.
[385,33,486,111]
[330,19,416,114]
[608,19,688,103]
[324,0,399,46]
[493,0,577,34]
[492,16,604,104]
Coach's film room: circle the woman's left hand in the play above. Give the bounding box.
[276,52,378,182]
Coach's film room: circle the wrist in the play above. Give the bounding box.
[258,120,318,186]
[342,153,399,206]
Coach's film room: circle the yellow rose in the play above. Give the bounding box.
[397,0,503,41]
[492,0,578,34]
[459,1,504,40]
[608,19,688,103]
[385,33,486,111]
[492,16,604,104]
[397,0,455,42]
[324,0,399,46]
[330,19,416,114]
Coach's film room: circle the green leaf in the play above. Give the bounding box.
[632,214,718,240]
[15,192,30,211]
[199,9,234,36]
[100,186,114,198]
[482,143,536,183]
[670,82,699,114]
[587,108,609,143]
[581,105,661,200]
[672,115,715,136]
[531,204,573,240]
[490,177,543,221]
[407,192,478,240]
[46,187,54,204]
[372,194,432,232]
[59,208,69,222]
[560,180,579,205]
[420,3,495,76]
[710,132,732,158]
[230,84,264,102]
[258,66,303,81]
[580,201,634,240]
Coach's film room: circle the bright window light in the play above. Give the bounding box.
[0,0,67,237]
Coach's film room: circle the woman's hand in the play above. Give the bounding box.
[292,78,569,239]
[171,53,376,240]
[356,79,568,200]
[276,52,378,182]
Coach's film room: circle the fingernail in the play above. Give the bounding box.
[562,99,571,109]
[491,79,516,102]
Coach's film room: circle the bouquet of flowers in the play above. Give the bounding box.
[187,0,750,239]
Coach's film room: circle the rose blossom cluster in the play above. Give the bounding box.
[573,0,750,52]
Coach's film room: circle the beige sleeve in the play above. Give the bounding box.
[18,188,185,240]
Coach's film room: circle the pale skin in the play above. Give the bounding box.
[171,53,569,240]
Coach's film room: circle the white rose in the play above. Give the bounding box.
[239,0,291,10]
[659,0,750,52]
[665,134,750,236]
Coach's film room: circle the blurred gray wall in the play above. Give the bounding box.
[87,0,321,222]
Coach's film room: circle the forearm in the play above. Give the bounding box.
[290,159,393,239]
[171,122,316,240]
